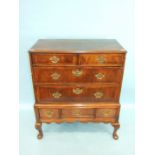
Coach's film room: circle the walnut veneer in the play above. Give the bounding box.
[29,39,126,140]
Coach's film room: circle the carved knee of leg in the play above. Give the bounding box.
[35,122,41,129]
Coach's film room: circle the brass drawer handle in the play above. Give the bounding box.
[51,72,61,80]
[52,92,62,98]
[72,109,81,116]
[73,88,83,95]
[95,73,105,80]
[96,56,105,63]
[49,56,60,63]
[72,69,83,77]
[94,92,103,98]
[44,110,54,118]
[101,109,115,117]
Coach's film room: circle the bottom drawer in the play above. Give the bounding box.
[37,104,120,122]
[39,108,59,119]
[96,109,117,118]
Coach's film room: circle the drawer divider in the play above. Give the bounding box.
[58,109,62,119]
[93,108,96,118]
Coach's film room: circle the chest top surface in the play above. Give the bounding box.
[29,39,126,53]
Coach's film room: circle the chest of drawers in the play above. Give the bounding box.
[29,39,126,140]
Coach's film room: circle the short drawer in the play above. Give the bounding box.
[35,84,120,103]
[62,108,94,118]
[33,67,123,83]
[39,108,59,120]
[79,54,125,66]
[30,53,77,66]
[96,108,118,118]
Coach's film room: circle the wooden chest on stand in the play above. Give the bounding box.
[29,39,126,140]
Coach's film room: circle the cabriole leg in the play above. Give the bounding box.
[112,122,120,140]
[35,122,43,139]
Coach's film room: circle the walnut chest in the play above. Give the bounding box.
[29,39,126,140]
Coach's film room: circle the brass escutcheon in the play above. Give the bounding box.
[96,56,105,63]
[94,92,103,98]
[95,73,105,80]
[49,56,60,63]
[73,88,83,95]
[52,92,62,98]
[51,72,61,80]
[72,69,83,77]
[44,110,54,118]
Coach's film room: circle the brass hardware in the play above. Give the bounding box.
[72,109,81,116]
[95,73,105,80]
[44,110,54,118]
[73,88,83,95]
[52,92,62,98]
[72,69,83,77]
[51,72,61,80]
[49,56,60,63]
[101,109,115,117]
[96,56,105,63]
[94,92,103,98]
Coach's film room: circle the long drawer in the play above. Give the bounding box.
[33,67,123,83]
[35,84,120,103]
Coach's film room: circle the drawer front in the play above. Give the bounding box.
[33,67,123,83]
[62,108,94,118]
[96,108,117,118]
[39,108,59,119]
[31,53,77,66]
[79,54,125,66]
[35,84,120,102]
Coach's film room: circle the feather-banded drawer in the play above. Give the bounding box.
[32,67,123,83]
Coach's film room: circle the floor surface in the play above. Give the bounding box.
[19,106,134,155]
